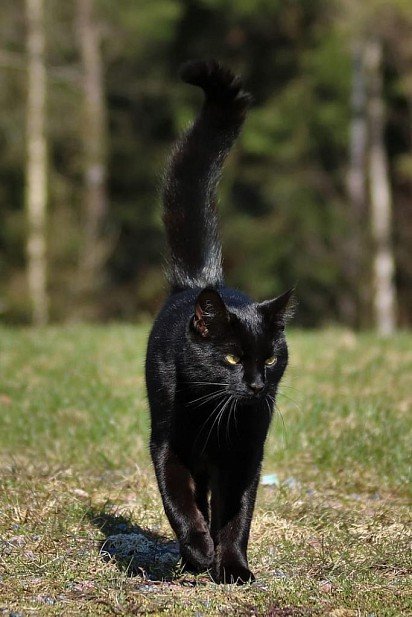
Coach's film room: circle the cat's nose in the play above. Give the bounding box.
[248,381,264,394]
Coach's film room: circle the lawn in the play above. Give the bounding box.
[0,325,411,616]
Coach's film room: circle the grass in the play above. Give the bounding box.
[0,325,411,616]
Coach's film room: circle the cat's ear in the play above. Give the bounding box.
[259,288,295,330]
[193,288,230,338]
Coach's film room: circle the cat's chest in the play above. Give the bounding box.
[174,395,270,455]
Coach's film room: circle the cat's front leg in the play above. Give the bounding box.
[150,441,214,571]
[211,457,261,584]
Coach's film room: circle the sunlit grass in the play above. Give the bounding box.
[0,325,411,615]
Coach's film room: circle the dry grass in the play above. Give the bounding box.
[0,325,411,616]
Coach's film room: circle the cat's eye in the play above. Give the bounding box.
[265,355,277,366]
[225,354,240,365]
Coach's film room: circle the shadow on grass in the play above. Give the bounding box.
[87,508,180,581]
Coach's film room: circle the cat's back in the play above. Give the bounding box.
[145,289,198,393]
[148,288,198,348]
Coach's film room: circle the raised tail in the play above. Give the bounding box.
[162,60,252,291]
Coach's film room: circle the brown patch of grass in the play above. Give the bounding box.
[1,326,411,615]
[1,458,411,616]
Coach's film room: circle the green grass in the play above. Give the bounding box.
[0,325,411,616]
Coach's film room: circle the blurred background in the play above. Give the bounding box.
[0,0,411,331]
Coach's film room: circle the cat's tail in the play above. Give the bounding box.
[163,60,252,291]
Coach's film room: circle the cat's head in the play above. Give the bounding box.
[188,287,294,402]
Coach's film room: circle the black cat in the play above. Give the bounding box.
[145,60,293,584]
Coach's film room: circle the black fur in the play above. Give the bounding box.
[146,60,293,584]
[163,60,252,291]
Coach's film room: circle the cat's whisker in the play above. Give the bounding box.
[198,400,226,453]
[222,395,233,445]
[187,388,228,406]
[194,393,229,451]
[268,395,288,442]
[184,381,230,387]
[275,405,288,445]
[187,392,223,405]
[225,397,233,444]
[277,389,301,411]
[233,398,239,437]
[201,395,232,454]
[264,398,273,423]
[278,383,302,394]
[226,396,237,445]
[267,394,275,405]
[192,392,229,408]
[176,382,230,395]
[216,396,233,448]
[276,404,287,429]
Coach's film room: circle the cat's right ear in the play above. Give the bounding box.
[192,289,229,338]
[259,287,295,330]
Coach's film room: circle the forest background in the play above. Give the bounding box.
[1,0,411,332]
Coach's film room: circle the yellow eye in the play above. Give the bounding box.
[265,356,277,366]
[225,354,240,365]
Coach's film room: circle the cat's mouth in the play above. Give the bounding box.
[235,390,267,404]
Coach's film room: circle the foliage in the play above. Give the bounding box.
[0,0,411,324]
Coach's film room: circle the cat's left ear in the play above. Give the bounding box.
[258,287,295,330]
[192,288,230,338]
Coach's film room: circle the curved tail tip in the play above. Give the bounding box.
[179,59,253,109]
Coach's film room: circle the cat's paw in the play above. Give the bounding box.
[212,561,255,585]
[179,530,214,572]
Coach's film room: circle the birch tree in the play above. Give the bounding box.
[342,0,399,333]
[76,0,108,309]
[346,41,368,326]
[365,37,397,335]
[25,0,49,325]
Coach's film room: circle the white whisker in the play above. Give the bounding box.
[268,394,288,443]
[226,396,237,445]
[216,396,233,448]
[187,388,228,406]
[277,389,301,411]
[194,394,229,452]
[233,398,239,437]
[202,395,231,453]
[185,381,230,387]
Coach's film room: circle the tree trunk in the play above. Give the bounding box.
[76,0,108,312]
[345,41,368,327]
[25,0,49,325]
[365,37,397,336]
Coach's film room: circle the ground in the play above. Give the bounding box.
[0,325,411,616]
